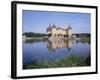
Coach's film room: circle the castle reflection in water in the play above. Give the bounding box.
[46,39,74,52]
[23,38,74,52]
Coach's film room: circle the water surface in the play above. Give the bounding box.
[23,39,91,69]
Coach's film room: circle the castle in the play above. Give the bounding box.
[46,24,72,38]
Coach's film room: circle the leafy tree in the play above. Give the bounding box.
[23,32,46,37]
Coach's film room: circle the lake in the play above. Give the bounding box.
[23,39,91,69]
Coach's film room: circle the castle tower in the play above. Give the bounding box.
[67,25,72,38]
[46,24,52,36]
[51,24,57,37]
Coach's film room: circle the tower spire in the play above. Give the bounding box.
[68,25,72,29]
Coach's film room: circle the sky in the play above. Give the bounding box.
[22,10,91,34]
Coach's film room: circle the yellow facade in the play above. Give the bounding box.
[46,24,72,38]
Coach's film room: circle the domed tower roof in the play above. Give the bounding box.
[57,27,61,30]
[52,24,56,28]
[68,25,72,29]
[46,24,51,32]
[47,27,51,31]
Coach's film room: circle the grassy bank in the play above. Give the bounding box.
[23,55,90,69]
[32,37,44,40]
[76,37,90,44]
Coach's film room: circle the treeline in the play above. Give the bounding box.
[23,32,46,37]
[74,33,91,38]
[23,32,90,38]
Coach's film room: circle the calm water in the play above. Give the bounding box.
[23,39,91,69]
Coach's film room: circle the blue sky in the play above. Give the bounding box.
[22,10,91,34]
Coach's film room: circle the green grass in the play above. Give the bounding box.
[76,37,90,44]
[23,55,90,69]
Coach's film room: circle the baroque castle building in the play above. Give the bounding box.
[46,24,72,38]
